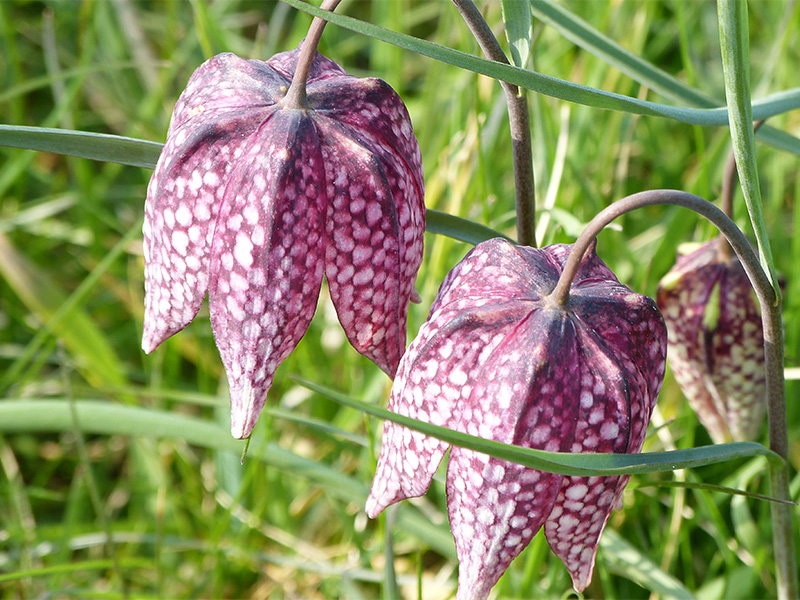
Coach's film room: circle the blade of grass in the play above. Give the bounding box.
[718,4,796,599]
[599,529,696,600]
[293,377,782,476]
[279,0,800,134]
[0,232,129,392]
[501,0,532,68]
[0,125,162,169]
[0,398,456,558]
[528,0,798,158]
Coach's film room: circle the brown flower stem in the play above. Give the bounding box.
[451,0,537,247]
[548,188,796,600]
[718,120,765,261]
[283,0,343,109]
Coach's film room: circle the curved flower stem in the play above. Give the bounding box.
[451,0,537,247]
[283,0,343,109]
[548,188,796,600]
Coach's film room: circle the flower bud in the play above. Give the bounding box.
[657,239,765,443]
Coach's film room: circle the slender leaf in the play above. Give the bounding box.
[527,0,800,156]
[501,0,532,68]
[0,398,456,558]
[279,0,800,130]
[0,124,162,169]
[294,378,783,475]
[718,2,779,296]
[600,530,697,600]
[425,208,512,244]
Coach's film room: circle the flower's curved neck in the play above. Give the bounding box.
[282,0,343,109]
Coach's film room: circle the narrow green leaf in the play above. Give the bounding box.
[0,124,162,169]
[0,398,456,558]
[600,529,696,600]
[718,1,780,298]
[501,0,532,68]
[0,233,129,391]
[0,559,153,583]
[632,480,796,505]
[279,0,800,129]
[294,378,783,475]
[425,208,513,245]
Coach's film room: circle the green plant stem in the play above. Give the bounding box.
[718,119,766,261]
[718,0,780,299]
[549,189,796,600]
[282,0,343,109]
[450,0,536,247]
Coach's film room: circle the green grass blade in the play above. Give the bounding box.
[279,0,800,129]
[425,208,513,245]
[0,125,162,169]
[718,1,779,295]
[0,233,129,391]
[501,0,532,68]
[529,0,709,105]
[294,378,782,476]
[0,398,456,558]
[600,529,696,600]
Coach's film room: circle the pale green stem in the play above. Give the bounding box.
[718,0,781,300]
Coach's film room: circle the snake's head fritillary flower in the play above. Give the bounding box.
[366,238,666,598]
[657,238,765,443]
[142,45,425,439]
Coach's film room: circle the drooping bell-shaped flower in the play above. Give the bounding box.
[142,45,425,439]
[657,238,765,443]
[366,238,667,598]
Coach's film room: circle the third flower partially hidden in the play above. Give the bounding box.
[367,238,667,598]
[142,46,425,439]
[657,238,766,443]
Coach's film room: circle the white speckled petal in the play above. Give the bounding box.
[367,238,668,599]
[448,317,581,600]
[657,239,765,443]
[365,303,521,517]
[208,112,326,439]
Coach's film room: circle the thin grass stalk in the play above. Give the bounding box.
[549,189,797,600]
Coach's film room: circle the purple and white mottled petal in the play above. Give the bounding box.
[266,46,347,84]
[365,304,521,517]
[448,316,580,600]
[543,334,633,592]
[208,112,327,439]
[143,110,270,352]
[170,53,287,133]
[657,239,764,443]
[318,120,406,376]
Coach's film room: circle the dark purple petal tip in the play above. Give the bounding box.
[143,45,425,439]
[367,238,667,597]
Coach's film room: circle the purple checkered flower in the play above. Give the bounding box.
[142,46,425,439]
[366,238,667,597]
[657,239,766,443]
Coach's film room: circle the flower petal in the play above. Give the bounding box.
[657,239,764,443]
[208,111,327,439]
[142,109,271,352]
[313,76,425,376]
[365,302,522,517]
[143,51,288,353]
[447,316,581,600]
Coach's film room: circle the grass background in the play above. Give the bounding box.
[1,0,799,598]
